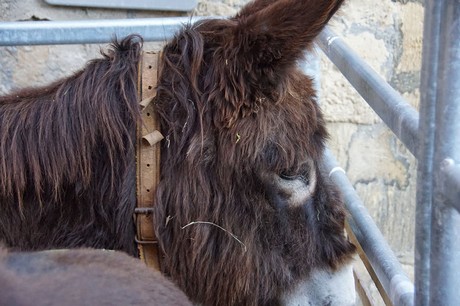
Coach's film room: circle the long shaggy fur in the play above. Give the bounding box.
[0,0,354,305]
[0,36,142,255]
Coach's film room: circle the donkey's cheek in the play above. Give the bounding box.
[280,263,356,306]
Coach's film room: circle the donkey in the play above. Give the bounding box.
[0,0,355,305]
[0,247,192,306]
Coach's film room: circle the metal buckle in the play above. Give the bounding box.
[134,236,158,245]
[133,207,157,245]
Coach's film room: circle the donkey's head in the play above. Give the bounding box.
[154,0,355,305]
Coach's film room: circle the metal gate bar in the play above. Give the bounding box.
[0,17,197,46]
[324,150,414,306]
[316,27,419,158]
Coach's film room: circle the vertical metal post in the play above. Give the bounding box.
[415,0,442,305]
[429,0,460,305]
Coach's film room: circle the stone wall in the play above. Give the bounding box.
[1,0,423,298]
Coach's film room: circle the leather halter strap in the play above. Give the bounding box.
[135,51,163,270]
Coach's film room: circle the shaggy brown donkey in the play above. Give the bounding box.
[0,247,192,306]
[0,0,355,305]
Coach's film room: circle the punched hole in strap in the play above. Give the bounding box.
[134,207,154,214]
[142,130,164,146]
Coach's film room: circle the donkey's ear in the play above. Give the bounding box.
[227,0,344,73]
[233,0,278,19]
[215,0,344,127]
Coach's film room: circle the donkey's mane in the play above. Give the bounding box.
[0,36,142,207]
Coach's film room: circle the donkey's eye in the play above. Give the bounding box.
[279,173,300,181]
[280,172,310,185]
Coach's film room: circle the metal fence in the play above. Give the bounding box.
[0,1,459,304]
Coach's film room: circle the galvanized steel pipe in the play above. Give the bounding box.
[0,17,201,46]
[317,27,419,157]
[323,150,414,306]
[429,0,460,304]
[414,0,443,304]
